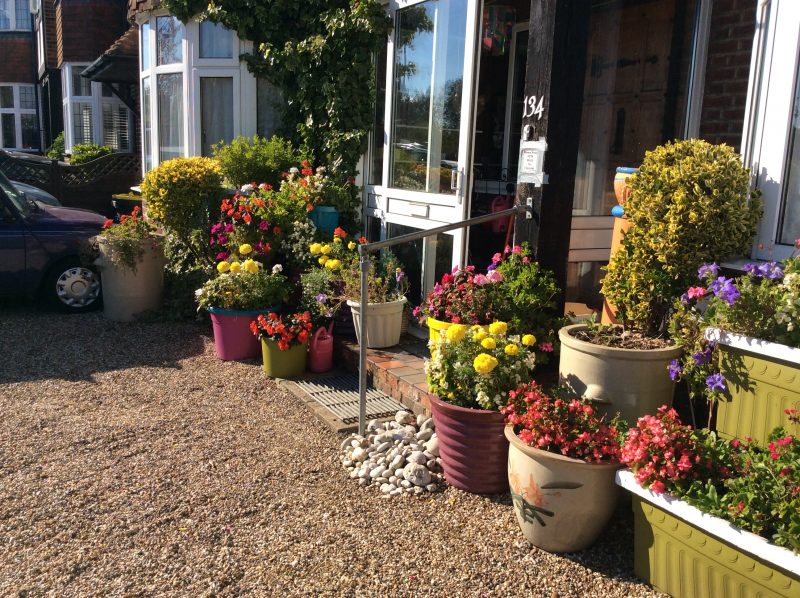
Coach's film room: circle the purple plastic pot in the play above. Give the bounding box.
[208,307,263,361]
[429,394,509,494]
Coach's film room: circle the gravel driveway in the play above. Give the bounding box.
[0,304,664,597]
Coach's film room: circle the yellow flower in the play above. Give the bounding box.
[445,324,467,343]
[473,353,498,375]
[243,259,259,273]
[320,244,332,255]
[333,237,342,244]
[216,261,230,273]
[348,241,357,250]
[504,344,519,356]
[473,329,487,342]
[481,337,496,350]
[318,256,329,265]
[239,243,253,255]
[229,261,242,273]
[309,243,322,255]
[522,334,536,346]
[325,259,342,270]
[489,321,508,336]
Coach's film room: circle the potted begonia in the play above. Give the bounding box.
[560,140,762,425]
[424,322,537,493]
[502,383,623,552]
[669,243,800,443]
[251,311,313,378]
[94,206,165,321]
[617,406,800,597]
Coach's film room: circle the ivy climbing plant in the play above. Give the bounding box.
[161,0,391,181]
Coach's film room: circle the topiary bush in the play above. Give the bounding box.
[212,135,297,189]
[70,143,113,164]
[601,140,762,337]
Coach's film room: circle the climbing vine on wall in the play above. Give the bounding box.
[162,0,391,181]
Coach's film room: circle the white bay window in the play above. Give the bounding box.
[0,84,38,150]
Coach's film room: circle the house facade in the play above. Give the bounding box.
[0,0,37,151]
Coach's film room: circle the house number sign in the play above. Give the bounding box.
[522,95,545,120]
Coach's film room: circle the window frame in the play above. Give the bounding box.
[0,0,32,31]
[0,83,39,151]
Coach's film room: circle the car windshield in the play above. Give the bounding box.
[0,169,31,217]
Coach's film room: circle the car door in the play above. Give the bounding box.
[0,190,28,296]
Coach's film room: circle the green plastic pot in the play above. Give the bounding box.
[260,339,308,378]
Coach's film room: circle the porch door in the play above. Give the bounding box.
[373,0,480,303]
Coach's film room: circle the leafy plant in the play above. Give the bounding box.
[601,140,762,337]
[46,132,65,160]
[196,267,289,311]
[299,267,337,328]
[96,206,158,272]
[212,134,297,188]
[70,143,113,164]
[425,321,537,411]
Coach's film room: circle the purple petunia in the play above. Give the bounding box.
[709,276,740,305]
[668,359,682,381]
[692,343,715,366]
[316,293,328,304]
[698,263,719,280]
[706,373,726,393]
[396,270,405,283]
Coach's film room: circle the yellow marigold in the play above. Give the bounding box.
[473,329,488,342]
[488,321,508,336]
[522,334,536,346]
[318,256,329,265]
[333,237,342,244]
[239,243,253,255]
[229,261,242,273]
[310,243,322,255]
[481,337,496,349]
[216,261,230,273]
[473,353,498,375]
[325,259,342,270]
[243,259,259,273]
[348,241,357,250]
[320,244,332,255]
[445,324,467,343]
[504,343,519,356]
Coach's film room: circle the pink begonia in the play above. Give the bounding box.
[473,274,489,285]
[486,270,504,283]
[492,252,502,264]
[538,342,553,352]
[512,245,522,254]
[687,286,707,299]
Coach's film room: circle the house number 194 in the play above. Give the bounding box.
[523,95,545,120]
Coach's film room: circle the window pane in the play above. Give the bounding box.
[72,102,93,145]
[102,103,129,151]
[369,44,387,185]
[0,86,12,108]
[200,77,233,156]
[1,113,16,148]
[0,0,10,30]
[142,77,153,171]
[21,113,37,149]
[390,1,466,194]
[778,60,800,245]
[141,22,150,70]
[199,21,233,58]
[71,67,91,96]
[157,73,183,161]
[256,77,282,138]
[19,85,35,109]
[386,222,453,305]
[157,16,184,65]
[14,0,30,30]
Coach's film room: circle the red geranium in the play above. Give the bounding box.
[251,311,313,351]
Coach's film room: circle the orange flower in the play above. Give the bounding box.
[333,227,348,238]
[102,219,114,229]
[243,213,252,224]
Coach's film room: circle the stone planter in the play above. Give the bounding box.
[617,469,800,598]
[347,297,407,349]
[426,316,452,346]
[558,324,681,425]
[260,339,308,379]
[705,328,800,444]
[506,425,621,552]
[96,237,165,322]
[429,394,508,494]
[207,307,263,361]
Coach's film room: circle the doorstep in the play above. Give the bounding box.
[335,335,434,416]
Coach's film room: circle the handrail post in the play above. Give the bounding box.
[358,249,370,437]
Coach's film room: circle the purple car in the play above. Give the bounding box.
[0,169,106,312]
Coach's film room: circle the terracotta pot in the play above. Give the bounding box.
[429,394,508,494]
[347,297,407,348]
[558,324,681,425]
[506,425,621,552]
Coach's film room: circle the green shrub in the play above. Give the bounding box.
[212,135,296,188]
[46,132,65,160]
[601,140,762,336]
[70,143,113,164]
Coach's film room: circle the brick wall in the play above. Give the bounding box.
[57,0,128,66]
[698,0,757,151]
[0,34,35,83]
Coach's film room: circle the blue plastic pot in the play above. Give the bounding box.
[309,206,339,235]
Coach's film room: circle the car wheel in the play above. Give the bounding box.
[44,259,102,313]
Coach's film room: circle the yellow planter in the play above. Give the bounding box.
[427,317,452,345]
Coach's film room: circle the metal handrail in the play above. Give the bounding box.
[355,203,530,434]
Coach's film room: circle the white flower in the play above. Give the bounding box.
[240,183,255,194]
[194,288,204,297]
[289,167,299,175]
[272,264,283,274]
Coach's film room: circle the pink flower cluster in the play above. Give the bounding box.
[621,406,730,494]
[502,382,622,464]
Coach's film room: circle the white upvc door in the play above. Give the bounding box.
[366,0,481,293]
[742,0,800,261]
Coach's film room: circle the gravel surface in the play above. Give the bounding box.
[0,303,665,597]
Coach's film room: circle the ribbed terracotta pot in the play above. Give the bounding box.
[428,394,508,494]
[506,425,621,552]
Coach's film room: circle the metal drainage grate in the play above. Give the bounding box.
[293,373,403,424]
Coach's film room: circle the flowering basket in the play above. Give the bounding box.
[95,206,159,272]
[250,311,313,351]
[196,261,289,312]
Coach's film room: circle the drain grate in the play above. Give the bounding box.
[293,373,403,424]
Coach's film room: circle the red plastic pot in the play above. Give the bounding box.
[429,394,509,494]
[208,308,262,361]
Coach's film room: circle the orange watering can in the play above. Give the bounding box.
[309,324,334,373]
